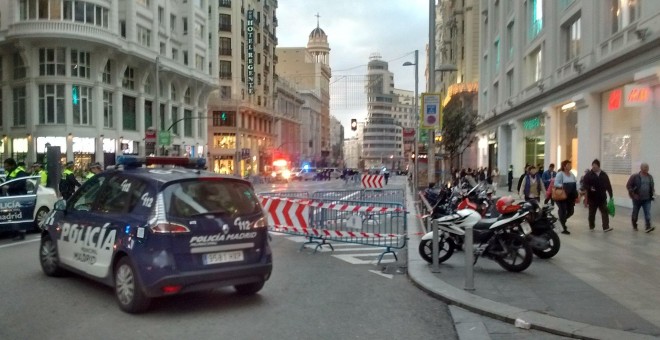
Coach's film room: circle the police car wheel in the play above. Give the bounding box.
[40,235,65,277]
[114,257,151,313]
[234,279,265,295]
[34,207,50,230]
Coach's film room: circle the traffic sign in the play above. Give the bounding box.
[158,131,171,146]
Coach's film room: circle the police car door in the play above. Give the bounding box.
[55,174,110,276]
[0,176,39,231]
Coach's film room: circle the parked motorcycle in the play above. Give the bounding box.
[418,201,534,272]
[522,201,561,259]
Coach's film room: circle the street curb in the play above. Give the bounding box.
[404,188,657,340]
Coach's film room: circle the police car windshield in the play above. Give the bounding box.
[163,179,261,218]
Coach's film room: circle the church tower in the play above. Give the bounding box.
[307,13,331,66]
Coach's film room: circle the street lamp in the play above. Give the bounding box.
[403,49,419,190]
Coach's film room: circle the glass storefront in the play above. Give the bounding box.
[213,156,234,174]
[600,87,641,197]
[522,115,545,167]
[558,104,578,170]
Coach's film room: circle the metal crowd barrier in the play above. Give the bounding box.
[310,189,363,201]
[312,189,405,205]
[258,191,310,199]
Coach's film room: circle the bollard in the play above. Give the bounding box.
[464,225,475,291]
[431,219,441,273]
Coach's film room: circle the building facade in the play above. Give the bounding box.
[273,76,303,166]
[478,0,660,206]
[0,0,217,167]
[343,136,360,169]
[275,20,331,166]
[206,0,278,176]
[329,115,344,166]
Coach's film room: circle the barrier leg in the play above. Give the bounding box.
[300,236,334,253]
[377,246,398,265]
[464,225,475,291]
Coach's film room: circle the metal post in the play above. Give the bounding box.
[428,0,436,186]
[464,225,475,290]
[155,56,160,156]
[413,50,419,192]
[431,219,441,273]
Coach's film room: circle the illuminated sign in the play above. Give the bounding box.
[246,10,255,94]
[420,93,442,129]
[624,85,651,107]
[522,116,541,131]
[608,88,622,111]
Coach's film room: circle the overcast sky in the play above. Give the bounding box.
[277,0,430,137]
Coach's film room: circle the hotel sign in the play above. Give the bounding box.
[246,10,255,94]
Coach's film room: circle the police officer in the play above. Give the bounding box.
[60,161,81,200]
[3,158,29,240]
[85,162,103,180]
[31,162,48,186]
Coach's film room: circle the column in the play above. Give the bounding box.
[496,124,510,177]
[574,93,600,174]
[509,119,525,178]
[542,106,556,168]
[634,68,660,220]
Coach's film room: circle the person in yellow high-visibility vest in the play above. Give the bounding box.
[31,162,48,186]
[59,161,81,199]
[85,162,103,181]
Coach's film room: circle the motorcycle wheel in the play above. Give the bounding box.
[532,230,561,259]
[418,237,455,264]
[494,233,533,272]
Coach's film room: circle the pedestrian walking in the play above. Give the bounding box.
[519,165,545,203]
[507,165,514,192]
[554,160,578,235]
[582,159,614,232]
[542,163,556,205]
[626,163,655,233]
[491,167,500,192]
[517,164,530,193]
[383,169,390,185]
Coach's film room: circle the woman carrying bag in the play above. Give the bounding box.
[553,160,579,235]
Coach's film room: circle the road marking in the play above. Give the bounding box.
[332,253,396,265]
[368,270,393,279]
[0,237,39,249]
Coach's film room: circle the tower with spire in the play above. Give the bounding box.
[307,13,331,66]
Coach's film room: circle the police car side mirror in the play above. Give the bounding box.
[54,199,67,212]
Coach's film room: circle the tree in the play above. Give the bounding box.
[440,102,479,169]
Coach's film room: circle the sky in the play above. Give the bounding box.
[276,0,430,138]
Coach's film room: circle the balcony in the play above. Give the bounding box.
[8,21,120,48]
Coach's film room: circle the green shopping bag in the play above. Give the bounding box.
[607,198,616,217]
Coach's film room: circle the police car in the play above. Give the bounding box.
[0,175,57,232]
[39,156,272,313]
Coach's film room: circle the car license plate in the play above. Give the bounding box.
[203,250,244,265]
[521,221,532,235]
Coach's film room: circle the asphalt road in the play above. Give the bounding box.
[0,176,457,340]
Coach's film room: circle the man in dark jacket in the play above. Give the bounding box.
[507,165,514,192]
[582,159,613,232]
[626,162,655,232]
[59,161,81,200]
[517,164,530,194]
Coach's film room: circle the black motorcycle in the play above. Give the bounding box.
[523,202,561,259]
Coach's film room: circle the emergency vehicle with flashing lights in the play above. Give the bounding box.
[38,156,272,313]
[269,159,292,183]
[0,175,57,232]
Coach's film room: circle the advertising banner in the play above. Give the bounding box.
[420,93,442,129]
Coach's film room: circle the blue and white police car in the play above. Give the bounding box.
[0,176,57,232]
[39,156,272,313]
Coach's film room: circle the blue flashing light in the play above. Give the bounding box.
[124,225,131,234]
[116,155,144,167]
[302,163,310,170]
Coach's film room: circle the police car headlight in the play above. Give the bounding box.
[282,170,291,179]
[253,218,267,229]
[271,172,277,177]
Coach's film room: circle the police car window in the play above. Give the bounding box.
[163,180,261,218]
[94,176,148,214]
[1,177,31,196]
[71,175,106,211]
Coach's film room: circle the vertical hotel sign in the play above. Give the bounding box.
[420,93,442,129]
[246,10,255,94]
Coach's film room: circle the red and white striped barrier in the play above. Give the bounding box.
[258,195,406,214]
[260,196,309,229]
[269,225,402,239]
[361,174,383,188]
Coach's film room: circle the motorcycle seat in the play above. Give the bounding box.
[473,218,499,230]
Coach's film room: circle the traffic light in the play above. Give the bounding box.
[350,119,357,131]
[221,112,227,121]
[72,85,79,105]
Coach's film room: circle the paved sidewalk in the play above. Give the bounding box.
[405,185,660,339]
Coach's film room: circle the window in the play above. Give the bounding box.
[184,109,193,137]
[219,60,231,79]
[13,53,26,80]
[95,176,149,214]
[38,84,65,124]
[71,175,106,212]
[195,54,204,71]
[103,91,113,128]
[494,38,500,72]
[72,85,93,125]
[170,14,176,32]
[564,16,581,61]
[122,95,137,130]
[13,87,27,127]
[102,60,112,84]
[194,0,203,8]
[183,51,188,66]
[171,106,179,134]
[184,88,191,104]
[71,50,91,78]
[123,67,135,90]
[171,84,177,101]
[219,37,232,55]
[611,0,639,34]
[120,20,126,38]
[172,48,178,61]
[219,86,231,99]
[39,48,66,76]
[137,26,151,47]
[219,14,231,31]
[213,111,236,127]
[528,0,543,40]
[136,0,150,7]
[506,21,514,60]
[182,17,188,35]
[527,48,542,84]
[194,23,203,39]
[145,100,153,130]
[164,180,261,218]
[160,42,166,55]
[158,6,164,26]
[506,70,514,98]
